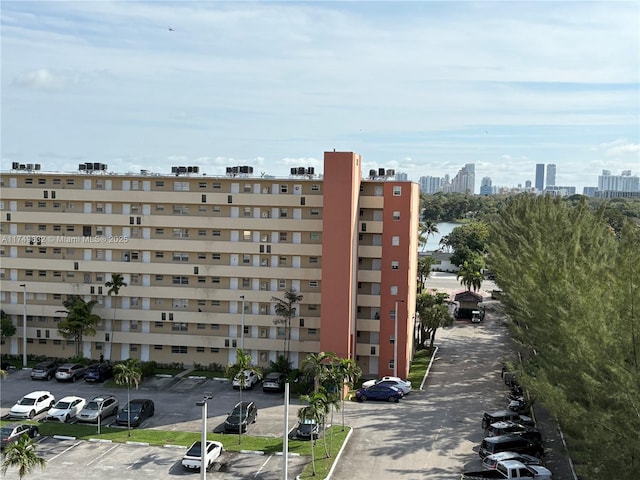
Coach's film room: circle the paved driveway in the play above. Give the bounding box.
[332,304,515,479]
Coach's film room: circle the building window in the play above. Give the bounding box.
[278,279,286,289]
[172,252,189,262]
[279,232,287,242]
[310,208,320,216]
[243,254,251,264]
[154,344,163,350]
[310,232,320,240]
[171,346,188,354]
[212,230,221,237]
[308,328,317,336]
[242,278,250,287]
[391,236,400,246]
[172,276,189,285]
[173,228,189,238]
[309,257,319,264]
[391,261,399,270]
[243,207,252,217]
[309,281,318,288]
[279,208,288,218]
[172,322,188,332]
[311,184,320,191]
[243,230,252,241]
[280,184,288,193]
[155,205,165,212]
[211,277,220,284]
[390,285,398,295]
[393,211,400,220]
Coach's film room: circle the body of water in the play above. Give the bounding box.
[423,222,458,251]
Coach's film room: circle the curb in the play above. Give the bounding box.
[53,435,76,440]
[419,345,439,391]
[274,451,300,457]
[164,444,187,449]
[126,441,150,446]
[89,438,113,443]
[325,427,354,480]
[240,449,264,455]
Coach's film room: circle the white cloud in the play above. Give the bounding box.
[11,68,68,91]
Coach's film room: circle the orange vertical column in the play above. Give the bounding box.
[320,151,362,359]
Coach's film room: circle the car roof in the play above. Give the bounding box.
[91,395,116,402]
[265,372,284,378]
[58,396,83,402]
[234,401,254,408]
[23,391,51,398]
[129,398,151,403]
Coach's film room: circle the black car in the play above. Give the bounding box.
[30,361,59,380]
[482,410,534,430]
[115,399,155,427]
[0,424,39,450]
[224,401,257,433]
[479,434,544,459]
[84,363,114,382]
[295,418,320,440]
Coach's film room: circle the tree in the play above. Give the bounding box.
[269,354,292,374]
[456,254,485,292]
[105,273,127,361]
[333,357,361,430]
[488,195,640,479]
[416,291,452,349]
[57,296,101,358]
[114,359,142,437]
[302,351,333,393]
[297,392,327,476]
[417,256,435,293]
[1,309,17,344]
[1,434,47,479]
[441,222,490,267]
[226,348,260,445]
[272,289,303,361]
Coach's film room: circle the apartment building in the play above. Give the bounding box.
[0,151,419,378]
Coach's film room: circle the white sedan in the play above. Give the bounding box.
[9,391,56,419]
[182,440,223,470]
[45,396,86,423]
[362,376,412,394]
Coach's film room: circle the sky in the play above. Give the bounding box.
[1,1,639,192]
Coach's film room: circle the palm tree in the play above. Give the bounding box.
[57,295,101,358]
[418,221,439,252]
[1,434,47,479]
[417,256,435,294]
[298,390,330,474]
[105,273,127,361]
[272,289,303,361]
[226,348,260,444]
[322,368,342,457]
[457,257,484,292]
[334,358,361,430]
[114,359,142,437]
[302,352,333,393]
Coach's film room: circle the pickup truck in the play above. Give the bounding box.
[461,460,552,480]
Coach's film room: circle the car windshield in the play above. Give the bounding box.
[124,403,142,413]
[85,402,99,410]
[18,398,36,406]
[55,402,70,409]
[186,442,202,456]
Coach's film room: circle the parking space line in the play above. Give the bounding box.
[48,441,83,462]
[86,444,119,466]
[253,454,273,477]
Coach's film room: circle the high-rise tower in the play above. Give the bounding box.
[535,164,545,191]
[546,164,556,187]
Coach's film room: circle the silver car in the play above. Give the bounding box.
[77,395,119,423]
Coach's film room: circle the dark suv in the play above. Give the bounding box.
[30,361,59,380]
[479,434,544,459]
[84,363,114,383]
[224,401,257,432]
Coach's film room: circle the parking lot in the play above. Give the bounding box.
[0,435,307,479]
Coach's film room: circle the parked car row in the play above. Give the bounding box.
[355,376,412,403]
[30,361,113,383]
[7,390,154,428]
[461,371,552,480]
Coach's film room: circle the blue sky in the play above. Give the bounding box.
[1,1,639,192]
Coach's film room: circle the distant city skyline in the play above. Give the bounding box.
[1,2,638,193]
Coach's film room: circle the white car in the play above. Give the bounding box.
[9,391,56,419]
[45,396,87,423]
[482,451,544,470]
[182,440,223,470]
[362,376,412,394]
[232,370,260,389]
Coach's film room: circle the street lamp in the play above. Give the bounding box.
[394,299,405,378]
[20,284,27,367]
[240,295,245,351]
[196,393,213,480]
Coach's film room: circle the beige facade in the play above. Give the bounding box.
[1,153,419,377]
